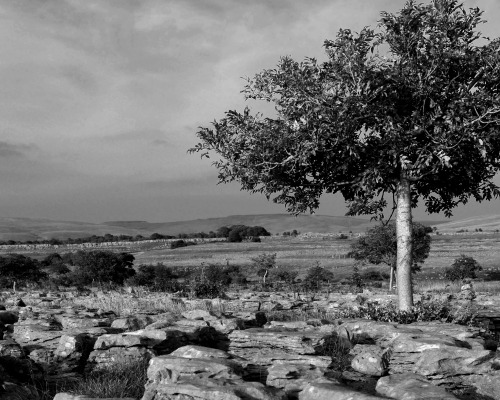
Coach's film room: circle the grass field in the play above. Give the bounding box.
[2,232,500,288]
[132,233,500,284]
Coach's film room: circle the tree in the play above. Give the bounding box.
[190,0,500,310]
[0,254,47,289]
[251,253,277,285]
[228,227,244,242]
[444,255,482,281]
[350,222,432,290]
[69,250,136,286]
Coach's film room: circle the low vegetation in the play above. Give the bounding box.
[0,224,271,246]
[443,255,483,282]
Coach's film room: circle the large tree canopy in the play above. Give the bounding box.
[190,0,500,309]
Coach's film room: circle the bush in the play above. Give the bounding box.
[127,264,180,292]
[269,266,298,288]
[361,269,386,281]
[0,254,47,288]
[189,263,235,298]
[334,299,478,326]
[303,264,334,291]
[64,251,135,286]
[444,255,482,281]
[170,240,197,249]
[220,225,271,241]
[349,266,364,291]
[224,265,248,285]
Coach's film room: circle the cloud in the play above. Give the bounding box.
[98,129,171,149]
[0,0,497,223]
[0,141,37,158]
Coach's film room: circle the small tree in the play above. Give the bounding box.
[251,253,277,285]
[444,255,482,281]
[350,222,432,291]
[303,264,334,292]
[191,0,500,310]
[349,266,364,292]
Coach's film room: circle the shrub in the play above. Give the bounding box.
[0,254,47,288]
[220,225,271,241]
[444,255,482,281]
[303,264,334,291]
[70,360,148,399]
[334,299,478,326]
[189,263,235,298]
[269,266,298,288]
[170,240,197,249]
[349,266,364,291]
[127,264,179,292]
[317,333,353,372]
[224,265,248,285]
[65,251,135,286]
[361,270,386,281]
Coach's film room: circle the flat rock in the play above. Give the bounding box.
[12,324,63,350]
[147,355,243,384]
[87,346,154,371]
[170,345,232,359]
[462,371,500,399]
[298,382,383,400]
[228,328,330,355]
[53,394,136,400]
[142,379,285,400]
[181,309,214,320]
[110,315,155,331]
[266,363,329,398]
[376,373,459,399]
[414,348,493,377]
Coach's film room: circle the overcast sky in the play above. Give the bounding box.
[1,0,499,223]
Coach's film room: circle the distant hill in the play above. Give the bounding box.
[104,214,375,236]
[432,214,500,233]
[0,217,148,242]
[0,214,455,242]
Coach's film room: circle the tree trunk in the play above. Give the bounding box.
[396,175,413,310]
[389,263,395,292]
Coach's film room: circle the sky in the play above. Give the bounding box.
[0,0,499,223]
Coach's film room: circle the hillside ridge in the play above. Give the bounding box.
[0,213,477,241]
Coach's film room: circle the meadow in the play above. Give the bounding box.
[2,231,500,292]
[132,233,500,280]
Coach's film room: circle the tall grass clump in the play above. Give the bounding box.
[71,360,148,399]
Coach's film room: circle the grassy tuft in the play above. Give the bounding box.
[70,360,148,399]
[7,360,148,400]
